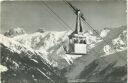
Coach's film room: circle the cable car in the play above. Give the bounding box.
[66,10,87,55]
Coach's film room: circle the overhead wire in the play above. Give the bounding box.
[63,0,126,61]
[39,2,69,31]
[42,1,73,31]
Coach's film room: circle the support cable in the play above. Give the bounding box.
[42,1,73,31]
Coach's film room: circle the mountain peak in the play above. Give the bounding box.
[4,27,26,37]
[36,28,45,33]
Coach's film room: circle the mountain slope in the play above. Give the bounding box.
[3,27,104,69]
[0,35,67,83]
[78,50,126,82]
[1,25,127,83]
[12,31,72,68]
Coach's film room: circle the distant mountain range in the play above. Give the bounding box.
[0,25,127,83]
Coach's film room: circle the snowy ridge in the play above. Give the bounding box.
[1,26,127,82]
[13,31,68,50]
[83,30,103,49]
[1,34,66,83]
[0,34,51,65]
[1,31,74,68]
[103,30,127,56]
[1,26,127,68]
[4,27,26,37]
[12,31,71,67]
[100,28,110,38]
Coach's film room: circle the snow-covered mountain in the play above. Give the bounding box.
[11,31,72,68]
[103,30,127,56]
[2,26,127,67]
[100,27,111,38]
[3,27,101,66]
[4,27,26,37]
[1,25,127,83]
[0,34,67,83]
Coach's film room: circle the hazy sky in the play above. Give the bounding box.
[1,1,127,33]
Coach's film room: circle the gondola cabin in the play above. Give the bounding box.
[67,10,87,55]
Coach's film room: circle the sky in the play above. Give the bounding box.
[1,0,127,33]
